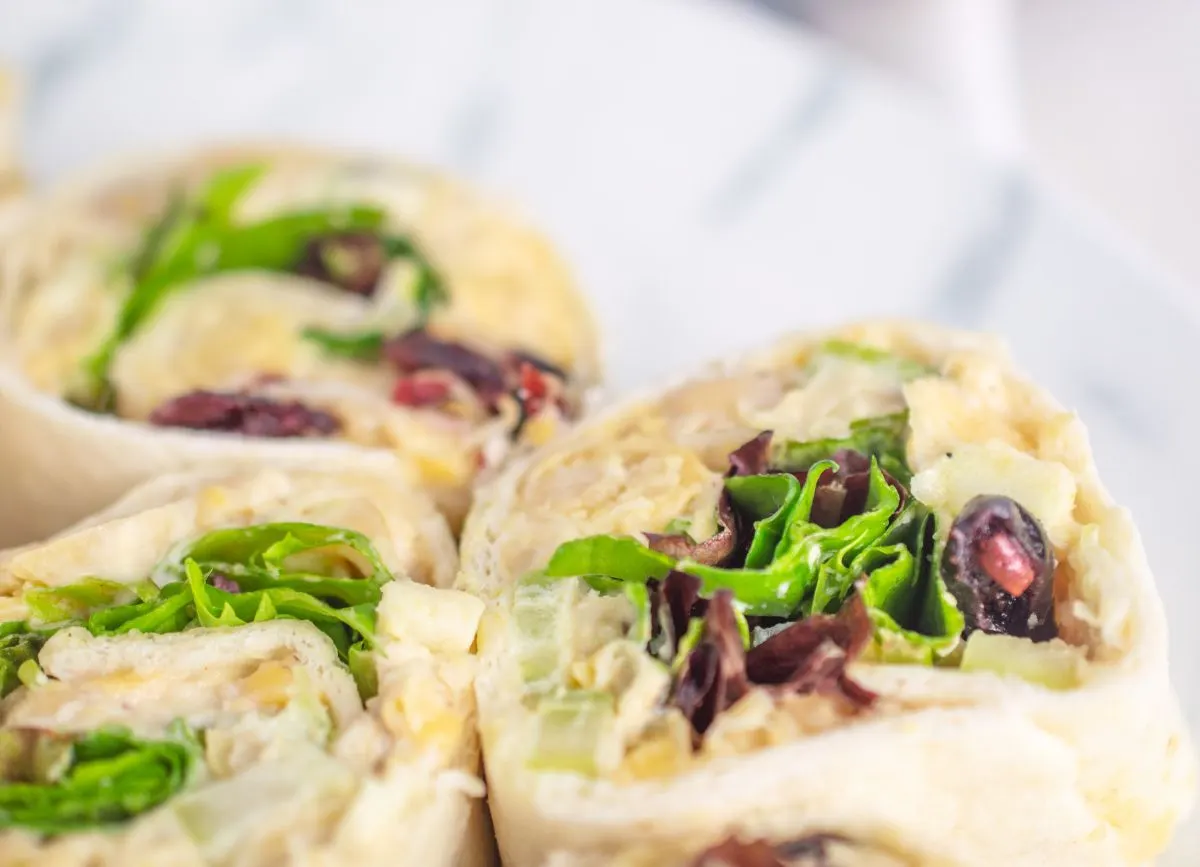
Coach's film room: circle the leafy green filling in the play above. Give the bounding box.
[298,327,386,362]
[771,411,913,486]
[0,522,398,832]
[75,163,446,409]
[544,415,962,662]
[813,338,935,381]
[0,723,201,833]
[13,522,393,665]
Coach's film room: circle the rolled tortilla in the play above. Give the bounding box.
[0,142,600,545]
[459,319,1196,867]
[0,468,492,867]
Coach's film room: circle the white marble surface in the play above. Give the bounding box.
[1,0,1197,859]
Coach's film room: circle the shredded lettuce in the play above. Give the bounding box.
[0,722,201,833]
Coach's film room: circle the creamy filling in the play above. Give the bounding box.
[504,341,1090,778]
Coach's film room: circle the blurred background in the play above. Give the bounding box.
[0,0,1197,860]
[764,0,1200,298]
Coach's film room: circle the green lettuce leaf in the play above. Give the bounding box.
[724,473,804,569]
[24,578,134,627]
[860,508,964,662]
[544,536,675,589]
[170,521,391,606]
[182,559,378,657]
[543,462,837,618]
[811,339,935,381]
[772,412,912,485]
[29,523,394,667]
[409,259,449,321]
[807,463,902,614]
[0,722,201,833]
[299,327,386,362]
[85,584,195,636]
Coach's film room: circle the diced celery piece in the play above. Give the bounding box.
[960,632,1083,691]
[512,574,578,692]
[527,690,614,776]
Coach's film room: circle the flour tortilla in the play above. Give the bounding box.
[459,319,1196,867]
[0,467,493,867]
[0,142,600,545]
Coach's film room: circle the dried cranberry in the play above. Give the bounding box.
[942,495,1056,640]
[392,373,454,408]
[691,839,786,867]
[383,329,507,408]
[294,232,386,296]
[515,361,550,418]
[692,834,850,867]
[148,390,340,438]
[504,349,568,382]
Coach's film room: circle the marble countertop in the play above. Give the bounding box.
[2,0,1198,859]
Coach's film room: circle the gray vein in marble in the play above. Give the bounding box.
[702,62,846,225]
[923,169,1031,327]
[441,0,530,176]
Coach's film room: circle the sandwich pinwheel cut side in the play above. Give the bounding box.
[0,468,491,867]
[0,143,600,545]
[458,320,1196,867]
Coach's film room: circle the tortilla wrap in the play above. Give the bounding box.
[0,467,492,867]
[0,142,600,545]
[458,319,1196,867]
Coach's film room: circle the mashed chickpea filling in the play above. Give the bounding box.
[507,340,1090,777]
